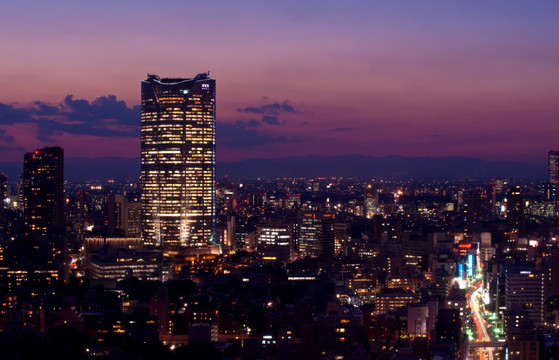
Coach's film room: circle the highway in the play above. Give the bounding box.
[467,282,494,360]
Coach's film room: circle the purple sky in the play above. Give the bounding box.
[0,1,558,164]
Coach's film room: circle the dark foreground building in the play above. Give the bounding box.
[22,146,65,274]
[23,146,64,239]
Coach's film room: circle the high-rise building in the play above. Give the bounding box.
[297,211,335,258]
[23,146,64,239]
[549,150,559,183]
[22,147,65,275]
[141,73,216,250]
[463,189,485,235]
[505,268,544,327]
[506,186,525,236]
[364,186,378,219]
[107,193,126,235]
[106,194,141,237]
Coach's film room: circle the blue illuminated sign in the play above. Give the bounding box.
[467,253,474,277]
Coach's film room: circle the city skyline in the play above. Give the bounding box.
[2,3,559,359]
[0,1,558,166]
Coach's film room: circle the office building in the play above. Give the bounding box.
[435,308,462,344]
[21,147,64,278]
[256,222,293,262]
[548,150,559,184]
[297,211,335,258]
[505,268,544,327]
[23,146,64,239]
[107,194,125,235]
[84,235,143,253]
[106,194,141,237]
[507,322,540,360]
[375,288,418,314]
[506,186,526,237]
[364,187,378,219]
[463,189,485,235]
[126,201,142,238]
[141,73,216,250]
[407,303,428,336]
[87,247,171,282]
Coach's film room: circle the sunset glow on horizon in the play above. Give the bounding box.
[0,1,558,164]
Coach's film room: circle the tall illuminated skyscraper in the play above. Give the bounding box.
[141,73,216,250]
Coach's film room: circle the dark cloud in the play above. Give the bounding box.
[31,102,59,116]
[234,116,282,128]
[331,127,355,132]
[0,95,140,141]
[64,95,91,113]
[237,101,300,115]
[0,103,33,124]
[262,115,280,126]
[218,121,301,149]
[243,119,261,127]
[62,94,140,128]
[0,129,13,143]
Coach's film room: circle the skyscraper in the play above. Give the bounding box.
[506,186,525,237]
[141,73,216,250]
[23,146,65,239]
[549,150,559,183]
[463,189,485,235]
[22,146,65,274]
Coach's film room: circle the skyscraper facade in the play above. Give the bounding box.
[549,150,559,183]
[23,146,65,239]
[141,73,216,250]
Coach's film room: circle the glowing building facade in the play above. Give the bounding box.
[141,73,215,250]
[297,211,335,258]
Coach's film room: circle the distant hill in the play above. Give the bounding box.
[0,155,545,182]
[218,155,545,180]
